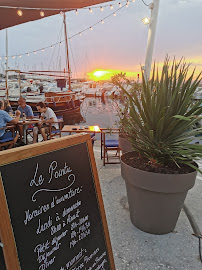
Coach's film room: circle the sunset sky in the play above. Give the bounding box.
[0,0,201,80]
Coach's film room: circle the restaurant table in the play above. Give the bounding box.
[61,125,101,134]
[17,118,41,144]
[18,118,63,144]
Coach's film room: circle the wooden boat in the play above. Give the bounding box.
[10,91,85,125]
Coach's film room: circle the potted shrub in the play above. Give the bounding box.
[120,58,202,234]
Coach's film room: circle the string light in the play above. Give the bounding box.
[5,57,7,60]
[119,3,122,7]
[17,9,23,16]
[127,0,130,5]
[40,10,45,17]
[1,3,128,59]
[126,3,128,7]
[75,9,78,15]
[110,5,113,10]
[100,6,104,11]
[89,8,92,13]
[142,17,150,24]
[60,10,64,16]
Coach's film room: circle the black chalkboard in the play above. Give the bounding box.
[0,135,115,270]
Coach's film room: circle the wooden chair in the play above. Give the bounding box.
[48,118,64,140]
[0,125,18,150]
[25,113,40,144]
[101,128,120,166]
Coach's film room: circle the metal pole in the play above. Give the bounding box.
[6,29,9,98]
[63,12,71,91]
[19,71,21,97]
[144,0,160,81]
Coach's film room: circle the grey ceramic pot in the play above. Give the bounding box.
[121,151,197,235]
[119,136,133,154]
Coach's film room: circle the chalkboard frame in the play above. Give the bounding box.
[0,133,115,270]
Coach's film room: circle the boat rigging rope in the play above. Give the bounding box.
[67,30,78,79]
[48,22,63,71]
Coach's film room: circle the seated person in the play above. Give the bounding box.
[33,102,59,143]
[0,100,21,148]
[17,97,34,119]
[17,97,34,143]
[4,100,13,114]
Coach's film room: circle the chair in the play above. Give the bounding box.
[48,118,64,140]
[0,126,18,150]
[25,113,39,144]
[91,132,95,146]
[101,129,120,166]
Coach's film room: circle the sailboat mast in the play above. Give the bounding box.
[63,12,71,91]
[6,29,8,98]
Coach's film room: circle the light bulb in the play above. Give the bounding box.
[0,57,1,60]
[142,17,150,25]
[90,27,93,31]
[19,55,22,58]
[12,56,15,59]
[100,6,104,11]
[75,9,78,15]
[126,3,128,7]
[51,46,53,49]
[34,51,37,54]
[119,3,122,7]
[5,57,7,60]
[110,5,113,10]
[114,13,116,16]
[79,33,82,36]
[101,20,104,24]
[40,11,45,17]
[60,11,64,16]
[89,8,92,13]
[27,53,29,56]
[42,49,45,52]
[17,9,23,16]
[133,0,136,2]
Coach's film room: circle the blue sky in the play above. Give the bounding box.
[0,0,201,78]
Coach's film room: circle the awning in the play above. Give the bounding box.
[0,0,112,30]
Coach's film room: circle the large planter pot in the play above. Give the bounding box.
[119,136,133,154]
[121,151,197,235]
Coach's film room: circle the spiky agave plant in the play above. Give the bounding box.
[119,57,202,171]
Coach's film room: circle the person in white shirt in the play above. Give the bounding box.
[33,102,59,143]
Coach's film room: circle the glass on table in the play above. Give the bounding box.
[8,110,14,117]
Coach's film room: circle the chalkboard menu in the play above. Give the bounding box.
[0,134,115,270]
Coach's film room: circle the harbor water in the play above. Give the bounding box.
[81,97,120,140]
